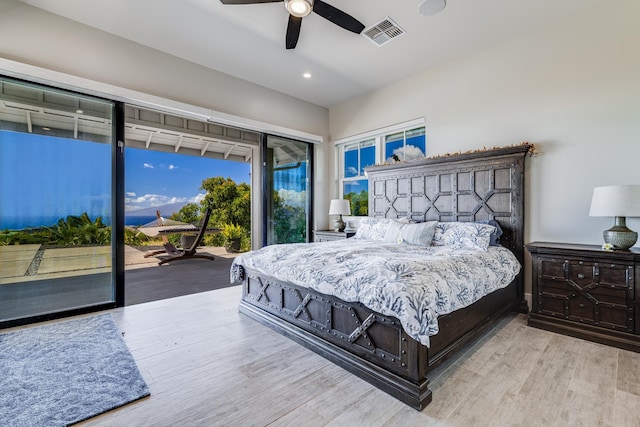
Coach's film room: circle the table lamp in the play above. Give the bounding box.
[329,199,351,232]
[589,185,640,250]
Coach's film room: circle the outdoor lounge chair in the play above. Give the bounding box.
[143,208,218,265]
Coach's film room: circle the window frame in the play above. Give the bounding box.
[384,126,426,163]
[335,118,426,216]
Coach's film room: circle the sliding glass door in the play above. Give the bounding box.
[0,77,118,326]
[263,135,312,245]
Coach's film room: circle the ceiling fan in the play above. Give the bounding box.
[219,0,366,49]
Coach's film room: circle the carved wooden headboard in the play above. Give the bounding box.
[364,145,530,264]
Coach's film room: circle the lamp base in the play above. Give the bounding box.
[333,216,345,232]
[603,216,637,250]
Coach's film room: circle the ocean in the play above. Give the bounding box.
[1,215,160,231]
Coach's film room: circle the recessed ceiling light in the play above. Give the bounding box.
[418,0,446,16]
[303,72,312,79]
[76,109,84,114]
[42,127,51,131]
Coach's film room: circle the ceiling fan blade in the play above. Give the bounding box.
[219,0,282,4]
[285,15,303,49]
[312,0,365,34]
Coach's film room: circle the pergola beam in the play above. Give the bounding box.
[200,140,211,156]
[224,144,235,159]
[26,110,32,133]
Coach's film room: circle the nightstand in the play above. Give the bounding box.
[313,230,355,242]
[527,242,640,352]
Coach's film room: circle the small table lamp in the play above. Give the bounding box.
[329,199,351,232]
[589,185,640,250]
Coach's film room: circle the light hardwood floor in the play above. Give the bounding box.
[58,286,640,426]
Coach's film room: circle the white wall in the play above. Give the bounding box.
[0,0,332,234]
[329,0,640,302]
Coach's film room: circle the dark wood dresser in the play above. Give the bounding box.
[527,242,640,352]
[312,230,355,242]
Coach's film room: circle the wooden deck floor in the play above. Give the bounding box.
[0,245,240,322]
[125,255,237,305]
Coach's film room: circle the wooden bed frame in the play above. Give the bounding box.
[238,145,530,410]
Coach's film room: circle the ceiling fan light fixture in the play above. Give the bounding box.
[285,0,313,18]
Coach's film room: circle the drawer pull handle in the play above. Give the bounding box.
[577,274,585,279]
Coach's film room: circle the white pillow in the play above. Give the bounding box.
[431,222,495,251]
[354,217,393,241]
[384,221,439,246]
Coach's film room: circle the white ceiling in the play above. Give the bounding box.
[18,0,606,108]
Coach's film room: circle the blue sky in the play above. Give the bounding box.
[125,147,251,212]
[0,130,250,228]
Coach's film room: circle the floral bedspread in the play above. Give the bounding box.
[231,239,521,347]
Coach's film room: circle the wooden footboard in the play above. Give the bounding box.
[238,267,521,410]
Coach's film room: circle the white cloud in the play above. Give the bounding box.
[143,163,154,169]
[168,164,177,170]
[124,192,207,211]
[389,145,425,162]
[347,166,358,176]
[124,193,188,209]
[126,191,136,197]
[192,193,206,204]
[278,189,306,208]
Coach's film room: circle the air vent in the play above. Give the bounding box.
[362,17,406,47]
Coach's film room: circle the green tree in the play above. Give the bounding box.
[197,177,251,251]
[200,177,251,229]
[273,191,306,244]
[345,190,369,216]
[171,202,200,224]
[48,213,110,245]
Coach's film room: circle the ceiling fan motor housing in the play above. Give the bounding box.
[285,0,313,18]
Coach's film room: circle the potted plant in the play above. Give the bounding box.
[221,223,243,253]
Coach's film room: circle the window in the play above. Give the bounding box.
[0,76,121,326]
[264,135,312,245]
[341,139,374,216]
[336,120,425,216]
[385,127,426,162]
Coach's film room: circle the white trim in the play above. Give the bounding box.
[0,58,323,144]
[333,117,425,146]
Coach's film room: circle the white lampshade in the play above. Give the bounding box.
[285,0,313,17]
[589,185,640,217]
[329,199,351,216]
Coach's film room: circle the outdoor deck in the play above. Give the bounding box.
[0,245,240,322]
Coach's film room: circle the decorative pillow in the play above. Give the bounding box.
[354,217,394,241]
[432,222,495,251]
[384,220,439,246]
[475,219,504,246]
[397,216,416,224]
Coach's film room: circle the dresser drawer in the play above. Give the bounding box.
[313,230,355,242]
[536,256,633,332]
[538,286,631,332]
[527,242,640,352]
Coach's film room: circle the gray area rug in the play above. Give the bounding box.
[0,314,150,426]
